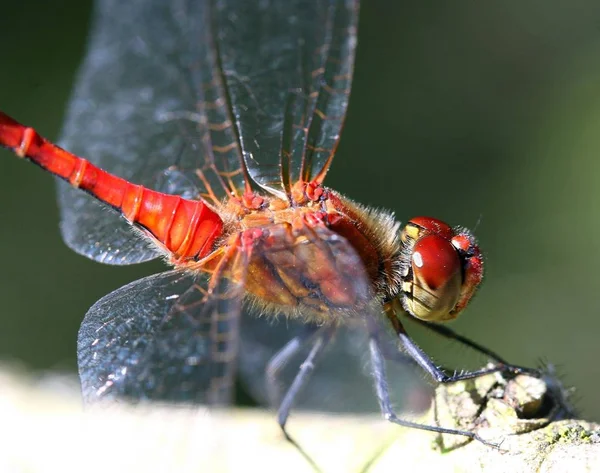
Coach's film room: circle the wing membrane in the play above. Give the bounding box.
[78,258,247,404]
[214,0,359,195]
[77,219,429,412]
[58,0,357,264]
[58,0,250,264]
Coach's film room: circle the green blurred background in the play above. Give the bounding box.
[1,0,600,420]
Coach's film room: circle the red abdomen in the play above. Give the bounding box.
[0,111,223,261]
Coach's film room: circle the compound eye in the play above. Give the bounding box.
[403,234,463,322]
[399,216,484,322]
[402,216,454,242]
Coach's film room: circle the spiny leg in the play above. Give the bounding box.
[266,325,335,471]
[276,326,335,429]
[413,317,509,362]
[412,317,540,377]
[396,318,535,383]
[368,334,499,447]
[265,323,321,407]
[375,333,421,367]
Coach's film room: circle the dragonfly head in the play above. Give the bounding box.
[398,216,483,322]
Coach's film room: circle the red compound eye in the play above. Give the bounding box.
[406,216,454,240]
[400,217,483,322]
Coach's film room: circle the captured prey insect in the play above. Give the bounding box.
[0,0,539,463]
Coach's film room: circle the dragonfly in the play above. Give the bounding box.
[0,0,536,457]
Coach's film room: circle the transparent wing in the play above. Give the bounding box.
[214,0,359,195]
[58,0,357,264]
[78,258,247,404]
[58,0,252,264]
[77,219,430,412]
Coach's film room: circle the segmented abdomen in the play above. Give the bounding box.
[0,112,223,261]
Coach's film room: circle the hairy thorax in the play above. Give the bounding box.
[196,184,403,324]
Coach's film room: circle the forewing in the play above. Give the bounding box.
[214,0,358,195]
[78,262,247,404]
[59,0,251,264]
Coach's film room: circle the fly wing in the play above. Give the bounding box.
[78,258,247,404]
[213,0,359,196]
[59,0,252,264]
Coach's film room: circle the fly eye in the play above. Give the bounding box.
[399,217,484,323]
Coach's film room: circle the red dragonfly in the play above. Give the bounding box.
[0,0,534,450]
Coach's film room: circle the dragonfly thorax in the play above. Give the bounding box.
[204,188,403,324]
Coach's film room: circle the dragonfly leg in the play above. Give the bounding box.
[397,319,539,383]
[265,324,321,408]
[413,317,509,362]
[376,335,420,366]
[275,325,335,428]
[368,335,499,447]
[266,325,336,472]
